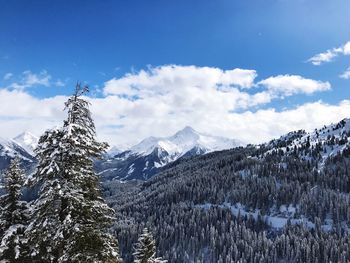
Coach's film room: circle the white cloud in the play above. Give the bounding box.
[3,73,13,80]
[308,50,338,66]
[340,67,350,79]
[0,88,348,148]
[54,79,66,87]
[0,89,66,138]
[23,70,51,87]
[308,41,350,65]
[8,70,51,90]
[104,65,258,97]
[344,42,350,55]
[258,74,331,96]
[0,65,340,148]
[224,100,350,144]
[104,66,329,111]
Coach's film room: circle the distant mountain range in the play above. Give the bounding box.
[0,127,240,181]
[2,119,350,182]
[96,126,242,181]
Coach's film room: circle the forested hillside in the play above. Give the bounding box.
[104,118,350,263]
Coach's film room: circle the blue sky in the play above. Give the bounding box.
[0,0,349,146]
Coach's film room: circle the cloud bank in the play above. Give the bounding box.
[0,65,346,148]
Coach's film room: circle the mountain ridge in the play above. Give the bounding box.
[99,126,241,180]
[1,119,350,182]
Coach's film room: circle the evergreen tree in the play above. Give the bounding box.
[26,128,68,262]
[27,84,122,263]
[133,228,167,263]
[0,158,29,262]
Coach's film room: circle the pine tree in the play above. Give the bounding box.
[27,84,122,263]
[0,158,29,262]
[59,84,122,262]
[26,128,68,262]
[133,228,167,263]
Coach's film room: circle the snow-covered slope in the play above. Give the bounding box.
[0,136,36,172]
[13,132,39,155]
[131,126,241,157]
[265,118,350,166]
[97,127,241,181]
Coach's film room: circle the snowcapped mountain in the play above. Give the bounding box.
[99,119,350,181]
[97,126,241,181]
[0,136,36,172]
[13,132,39,155]
[130,126,240,157]
[2,118,349,182]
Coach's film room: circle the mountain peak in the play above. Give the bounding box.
[14,131,37,140]
[129,127,239,157]
[180,126,196,133]
[99,127,241,181]
[13,131,39,155]
[172,126,199,139]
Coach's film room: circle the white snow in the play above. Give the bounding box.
[130,126,242,157]
[13,131,39,155]
[97,168,120,175]
[154,162,163,168]
[265,118,350,168]
[143,161,149,171]
[0,136,33,161]
[127,164,135,175]
[196,202,315,229]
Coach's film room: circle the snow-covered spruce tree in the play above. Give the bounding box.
[133,228,167,263]
[26,128,68,262]
[27,84,122,263]
[0,158,29,262]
